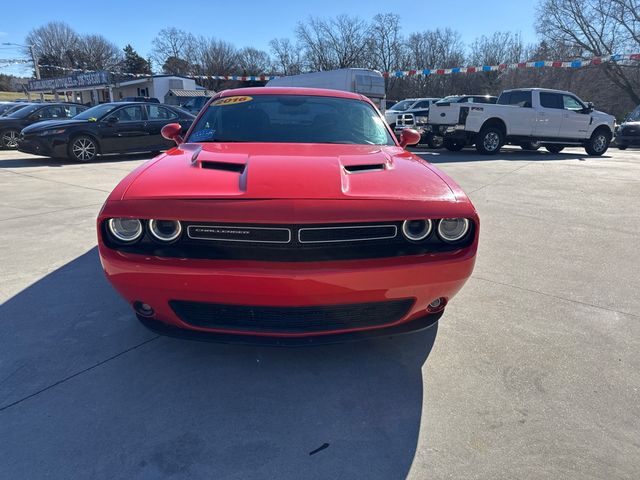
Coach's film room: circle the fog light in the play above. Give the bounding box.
[427,297,447,313]
[134,301,154,317]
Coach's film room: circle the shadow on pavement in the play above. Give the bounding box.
[411,146,609,163]
[0,248,437,479]
[0,152,154,169]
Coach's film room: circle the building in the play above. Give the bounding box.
[27,72,201,105]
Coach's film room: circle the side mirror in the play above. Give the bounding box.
[399,128,421,148]
[584,102,594,113]
[161,123,184,145]
[106,116,119,124]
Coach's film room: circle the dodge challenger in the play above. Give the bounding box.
[97,87,479,344]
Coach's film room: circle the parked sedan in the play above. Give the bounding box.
[18,102,195,162]
[0,102,87,149]
[616,104,640,150]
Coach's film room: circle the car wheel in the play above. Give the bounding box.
[1,129,20,149]
[475,126,503,155]
[617,145,628,150]
[545,145,565,154]
[584,129,611,156]
[443,139,465,152]
[520,141,541,151]
[69,135,98,162]
[428,135,444,149]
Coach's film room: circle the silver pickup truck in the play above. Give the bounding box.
[426,88,616,156]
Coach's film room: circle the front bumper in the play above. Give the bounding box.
[99,245,476,340]
[17,134,69,157]
[615,134,640,147]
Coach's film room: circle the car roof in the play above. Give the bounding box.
[501,87,574,96]
[216,87,364,101]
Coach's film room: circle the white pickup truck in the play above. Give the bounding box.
[426,88,616,156]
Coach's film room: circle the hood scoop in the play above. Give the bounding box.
[343,163,386,173]
[200,161,246,173]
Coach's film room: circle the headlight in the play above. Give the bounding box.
[107,218,143,243]
[37,128,66,136]
[148,219,182,242]
[402,219,433,241]
[437,218,470,242]
[415,116,429,124]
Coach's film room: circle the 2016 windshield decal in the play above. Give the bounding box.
[212,96,253,106]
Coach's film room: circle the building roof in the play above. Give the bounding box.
[166,89,216,97]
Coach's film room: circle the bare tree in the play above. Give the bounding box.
[536,0,640,103]
[269,38,303,75]
[151,27,195,73]
[368,13,405,91]
[25,21,80,76]
[190,37,240,89]
[296,15,370,70]
[76,34,122,71]
[238,47,272,75]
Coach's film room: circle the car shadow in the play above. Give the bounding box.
[410,146,611,163]
[0,247,437,479]
[0,152,155,169]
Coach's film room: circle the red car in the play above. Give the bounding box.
[97,87,479,345]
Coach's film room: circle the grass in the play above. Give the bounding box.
[0,91,56,101]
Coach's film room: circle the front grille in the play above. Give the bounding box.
[298,225,396,243]
[169,299,414,333]
[102,220,475,262]
[396,114,414,127]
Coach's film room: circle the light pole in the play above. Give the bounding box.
[2,42,43,100]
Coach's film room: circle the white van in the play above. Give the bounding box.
[267,68,386,111]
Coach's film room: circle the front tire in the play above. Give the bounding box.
[585,129,611,156]
[443,139,465,152]
[69,135,98,162]
[475,126,503,155]
[1,129,20,149]
[545,145,565,154]
[428,135,444,149]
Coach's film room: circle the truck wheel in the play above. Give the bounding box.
[545,145,564,154]
[475,126,503,155]
[584,129,611,156]
[520,141,541,151]
[444,139,464,152]
[428,136,444,149]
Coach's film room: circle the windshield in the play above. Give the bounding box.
[389,100,414,111]
[73,104,119,120]
[187,95,395,145]
[437,96,463,104]
[7,104,40,118]
[626,105,640,122]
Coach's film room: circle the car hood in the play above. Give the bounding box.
[122,143,457,202]
[22,119,89,133]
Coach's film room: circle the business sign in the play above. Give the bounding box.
[28,71,112,92]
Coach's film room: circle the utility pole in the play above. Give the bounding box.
[28,44,44,101]
[2,42,44,101]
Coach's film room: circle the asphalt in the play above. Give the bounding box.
[1,145,639,479]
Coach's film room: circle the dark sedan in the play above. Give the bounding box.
[1,103,87,149]
[616,105,640,150]
[18,102,195,162]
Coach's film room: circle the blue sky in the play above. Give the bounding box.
[0,0,538,77]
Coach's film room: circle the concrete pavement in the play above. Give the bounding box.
[1,146,639,479]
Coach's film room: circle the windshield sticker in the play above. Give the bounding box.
[190,129,215,142]
[212,96,253,106]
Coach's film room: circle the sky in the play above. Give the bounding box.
[0,0,538,77]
